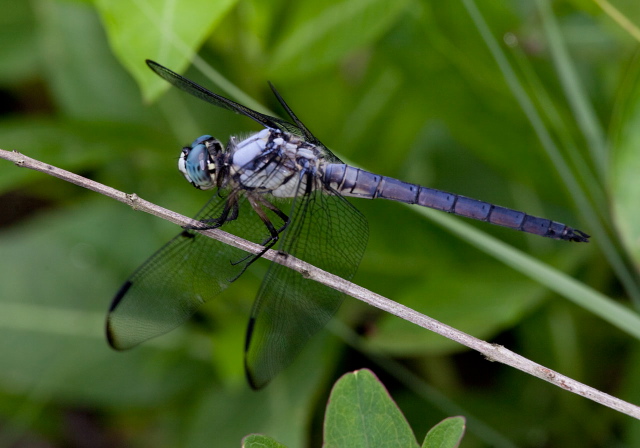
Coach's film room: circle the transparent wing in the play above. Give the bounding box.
[106,191,272,350]
[146,60,343,163]
[244,188,369,389]
[265,81,341,162]
[148,61,303,138]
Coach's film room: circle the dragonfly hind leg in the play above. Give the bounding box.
[228,194,290,279]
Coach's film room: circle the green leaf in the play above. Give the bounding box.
[0,117,168,192]
[39,1,146,121]
[187,332,341,448]
[0,202,212,408]
[611,54,640,268]
[368,261,543,355]
[242,434,287,448]
[422,416,465,448]
[324,369,419,448]
[93,0,238,100]
[0,1,38,84]
[268,0,411,79]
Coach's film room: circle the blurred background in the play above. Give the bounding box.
[1,0,640,446]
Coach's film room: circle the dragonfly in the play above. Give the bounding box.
[106,60,590,389]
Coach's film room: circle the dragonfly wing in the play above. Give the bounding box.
[267,81,342,164]
[106,191,270,350]
[148,60,300,136]
[146,60,342,162]
[244,189,369,389]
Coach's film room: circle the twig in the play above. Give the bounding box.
[2,148,639,419]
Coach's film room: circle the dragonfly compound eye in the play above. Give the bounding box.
[178,135,217,190]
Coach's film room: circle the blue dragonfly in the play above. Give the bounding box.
[106,60,589,389]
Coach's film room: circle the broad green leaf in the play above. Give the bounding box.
[268,0,411,79]
[0,117,168,192]
[324,369,418,448]
[242,434,287,448]
[93,0,238,100]
[39,0,146,121]
[0,202,212,408]
[368,261,543,355]
[422,416,465,448]
[0,1,38,84]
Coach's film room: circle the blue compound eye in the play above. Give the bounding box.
[178,135,217,190]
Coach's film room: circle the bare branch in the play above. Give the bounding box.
[2,148,639,419]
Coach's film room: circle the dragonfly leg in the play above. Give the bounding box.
[255,194,290,235]
[185,192,240,230]
[228,194,290,280]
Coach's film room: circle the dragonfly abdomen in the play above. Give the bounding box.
[323,164,589,242]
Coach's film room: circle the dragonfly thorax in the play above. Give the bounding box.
[229,128,324,197]
[178,135,224,190]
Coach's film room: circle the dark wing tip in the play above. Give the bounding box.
[244,316,256,352]
[105,319,125,351]
[244,317,269,390]
[105,281,134,350]
[244,364,264,391]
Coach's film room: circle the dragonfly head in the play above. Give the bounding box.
[178,135,223,190]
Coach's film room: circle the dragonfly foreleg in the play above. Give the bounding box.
[185,191,240,230]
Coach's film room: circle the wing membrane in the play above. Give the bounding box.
[244,189,368,389]
[106,192,270,349]
[148,61,301,137]
[146,60,342,162]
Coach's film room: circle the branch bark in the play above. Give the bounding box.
[2,148,639,419]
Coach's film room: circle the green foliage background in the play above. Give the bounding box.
[1,0,640,446]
